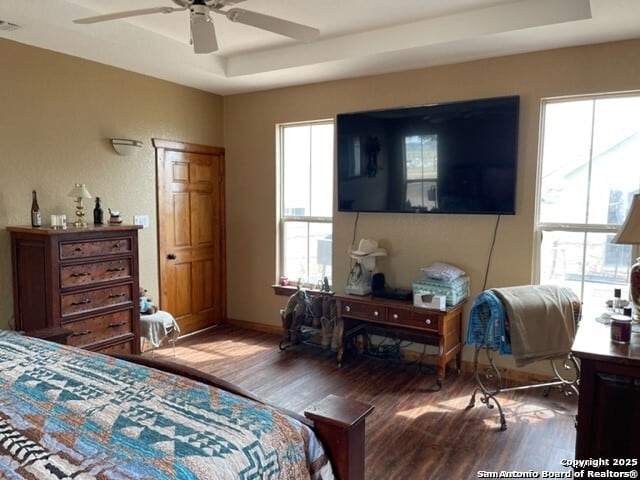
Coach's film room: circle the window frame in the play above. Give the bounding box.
[533,91,640,303]
[276,119,334,288]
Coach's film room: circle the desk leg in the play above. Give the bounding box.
[436,337,447,387]
[335,318,345,366]
[337,320,369,368]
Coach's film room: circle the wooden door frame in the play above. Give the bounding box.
[152,138,227,326]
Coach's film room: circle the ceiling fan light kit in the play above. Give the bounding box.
[190,4,218,53]
[73,0,319,54]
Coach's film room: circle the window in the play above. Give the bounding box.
[278,120,334,287]
[536,93,640,319]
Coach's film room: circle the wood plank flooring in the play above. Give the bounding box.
[147,324,578,480]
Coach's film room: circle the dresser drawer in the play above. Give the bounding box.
[341,301,386,322]
[60,258,132,288]
[387,307,440,332]
[60,237,133,260]
[61,284,133,317]
[65,310,133,349]
[98,339,134,355]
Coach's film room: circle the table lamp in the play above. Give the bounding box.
[612,193,640,322]
[67,183,92,227]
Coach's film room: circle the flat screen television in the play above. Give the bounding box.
[336,95,519,215]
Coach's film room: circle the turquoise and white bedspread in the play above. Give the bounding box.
[0,330,333,479]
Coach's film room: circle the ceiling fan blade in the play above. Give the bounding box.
[221,8,319,42]
[74,7,185,24]
[190,8,218,53]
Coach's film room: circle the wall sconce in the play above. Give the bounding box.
[111,138,143,156]
[67,183,92,227]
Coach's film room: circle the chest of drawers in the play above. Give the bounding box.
[335,294,463,386]
[9,225,142,354]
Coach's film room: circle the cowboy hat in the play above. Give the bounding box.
[348,238,387,258]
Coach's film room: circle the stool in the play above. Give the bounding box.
[140,310,180,356]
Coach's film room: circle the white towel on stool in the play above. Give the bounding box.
[140,311,180,348]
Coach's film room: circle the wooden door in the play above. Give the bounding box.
[153,139,226,335]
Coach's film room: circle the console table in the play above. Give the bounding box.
[334,293,463,386]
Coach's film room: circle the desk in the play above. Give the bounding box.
[334,294,463,386]
[571,320,640,463]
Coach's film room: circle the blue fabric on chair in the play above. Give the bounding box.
[465,289,512,355]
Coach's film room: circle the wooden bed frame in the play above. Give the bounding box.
[113,353,374,480]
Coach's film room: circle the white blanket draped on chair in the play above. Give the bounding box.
[140,310,180,350]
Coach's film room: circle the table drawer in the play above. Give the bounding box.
[387,307,440,331]
[60,258,132,288]
[341,300,386,322]
[65,310,133,349]
[60,237,133,260]
[61,284,133,317]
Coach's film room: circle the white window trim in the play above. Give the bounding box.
[533,91,640,293]
[276,119,333,288]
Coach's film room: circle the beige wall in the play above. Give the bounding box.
[2,36,639,372]
[224,39,640,370]
[0,39,223,330]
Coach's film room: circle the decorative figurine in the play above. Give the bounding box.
[108,208,123,225]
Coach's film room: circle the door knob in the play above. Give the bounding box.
[167,253,176,260]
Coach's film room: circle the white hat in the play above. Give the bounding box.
[348,238,387,258]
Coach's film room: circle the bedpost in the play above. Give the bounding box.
[304,394,374,480]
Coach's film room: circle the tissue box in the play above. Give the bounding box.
[413,293,446,311]
[412,275,469,306]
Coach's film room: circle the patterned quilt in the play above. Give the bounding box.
[0,331,334,479]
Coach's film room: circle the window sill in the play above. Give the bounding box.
[272,285,334,297]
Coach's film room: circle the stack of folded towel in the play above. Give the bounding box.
[412,262,470,307]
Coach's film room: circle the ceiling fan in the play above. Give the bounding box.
[73,0,320,54]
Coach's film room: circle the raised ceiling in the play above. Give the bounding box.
[1,0,639,95]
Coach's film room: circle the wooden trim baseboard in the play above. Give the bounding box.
[225,318,282,336]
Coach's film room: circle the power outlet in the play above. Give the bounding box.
[133,215,149,228]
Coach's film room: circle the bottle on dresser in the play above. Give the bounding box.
[31,190,41,227]
[612,288,622,313]
[93,196,104,225]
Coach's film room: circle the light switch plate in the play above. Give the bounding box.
[133,215,149,228]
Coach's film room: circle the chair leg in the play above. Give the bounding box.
[167,327,177,357]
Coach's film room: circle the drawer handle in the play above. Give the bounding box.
[425,318,432,325]
[112,243,122,249]
[71,329,91,336]
[393,313,398,319]
[106,267,125,273]
[108,292,127,299]
[71,299,91,306]
[70,272,91,277]
[373,310,379,317]
[108,321,126,328]
[345,305,351,312]
[74,247,83,252]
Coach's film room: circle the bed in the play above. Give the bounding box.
[0,330,372,479]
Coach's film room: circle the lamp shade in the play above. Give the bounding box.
[67,183,92,199]
[613,194,640,245]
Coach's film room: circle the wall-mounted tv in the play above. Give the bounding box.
[336,95,519,215]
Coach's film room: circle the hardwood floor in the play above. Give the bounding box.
[147,324,578,480]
